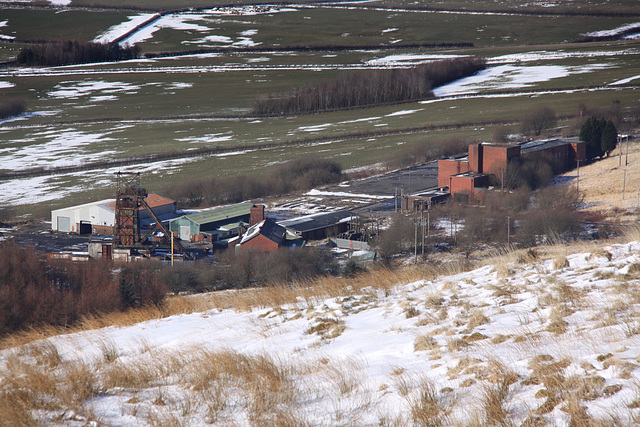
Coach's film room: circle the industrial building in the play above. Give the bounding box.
[168,202,264,242]
[51,194,176,235]
[438,138,586,203]
[277,210,353,240]
[238,218,305,252]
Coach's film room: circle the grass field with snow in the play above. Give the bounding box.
[1,2,640,215]
[3,237,640,425]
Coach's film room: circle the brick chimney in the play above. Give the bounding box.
[250,204,265,226]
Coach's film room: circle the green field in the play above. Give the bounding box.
[1,2,639,216]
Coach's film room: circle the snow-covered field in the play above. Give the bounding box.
[1,6,639,210]
[111,6,296,48]
[3,240,640,425]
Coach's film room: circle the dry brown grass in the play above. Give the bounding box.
[0,263,470,351]
[563,138,640,215]
[0,345,309,426]
[408,376,451,426]
[414,334,439,352]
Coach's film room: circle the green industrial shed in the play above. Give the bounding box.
[168,201,254,241]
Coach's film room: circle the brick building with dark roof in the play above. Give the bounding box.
[438,138,586,203]
[237,218,305,252]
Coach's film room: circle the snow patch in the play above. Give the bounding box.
[583,22,640,38]
[433,64,611,96]
[93,13,158,44]
[366,53,468,66]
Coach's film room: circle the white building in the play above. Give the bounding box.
[51,194,176,234]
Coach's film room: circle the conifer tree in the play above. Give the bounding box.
[601,119,618,157]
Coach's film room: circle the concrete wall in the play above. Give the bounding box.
[332,238,371,251]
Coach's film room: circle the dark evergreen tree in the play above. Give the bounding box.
[601,119,618,157]
[580,116,605,160]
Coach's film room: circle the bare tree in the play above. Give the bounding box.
[492,125,511,143]
[520,106,557,136]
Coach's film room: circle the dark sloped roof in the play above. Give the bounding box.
[278,211,352,233]
[241,218,286,245]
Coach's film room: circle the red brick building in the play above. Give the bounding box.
[238,218,287,252]
[438,138,586,202]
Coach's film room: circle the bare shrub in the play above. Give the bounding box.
[0,243,134,336]
[375,214,414,257]
[0,99,26,120]
[164,157,343,208]
[492,125,512,144]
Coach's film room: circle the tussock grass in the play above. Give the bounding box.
[408,376,451,426]
[0,346,308,426]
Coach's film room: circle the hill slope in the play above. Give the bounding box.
[2,240,640,425]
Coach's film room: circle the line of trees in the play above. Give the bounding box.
[163,157,343,208]
[253,57,486,115]
[16,40,139,66]
[0,99,26,120]
[579,116,618,160]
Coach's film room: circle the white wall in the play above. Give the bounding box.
[51,199,115,232]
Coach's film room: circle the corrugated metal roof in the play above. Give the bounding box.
[105,193,175,211]
[51,199,116,214]
[278,210,352,233]
[181,201,253,225]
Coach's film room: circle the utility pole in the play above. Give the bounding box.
[450,217,453,244]
[507,216,510,246]
[626,135,629,167]
[576,160,580,195]
[414,220,418,263]
[395,187,397,213]
[623,168,627,200]
[171,231,174,267]
[421,209,425,257]
[453,216,457,245]
[619,135,622,168]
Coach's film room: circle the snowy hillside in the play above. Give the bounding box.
[3,241,640,425]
